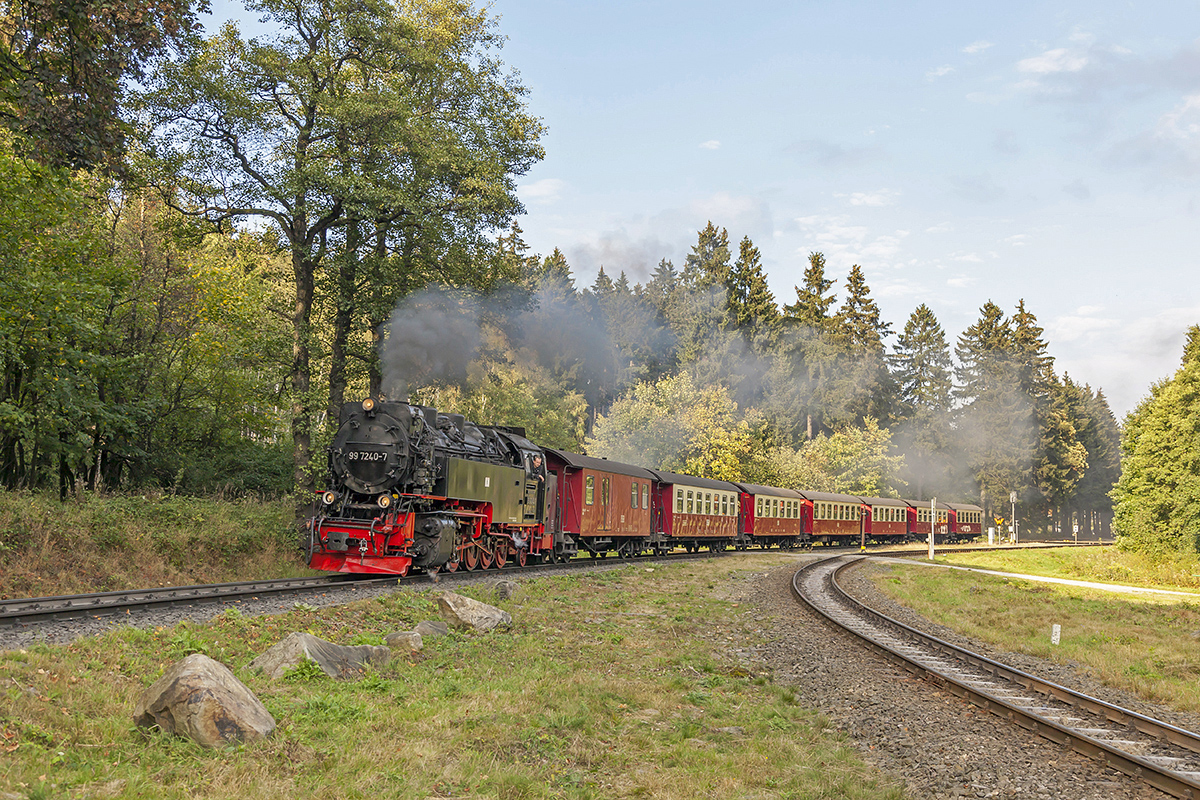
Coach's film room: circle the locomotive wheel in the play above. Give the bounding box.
[516,548,527,568]
[464,545,479,571]
[479,543,494,570]
[443,557,458,573]
[494,539,507,568]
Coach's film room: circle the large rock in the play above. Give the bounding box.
[133,654,275,747]
[435,591,512,632]
[249,632,391,680]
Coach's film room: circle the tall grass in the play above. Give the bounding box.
[0,491,310,598]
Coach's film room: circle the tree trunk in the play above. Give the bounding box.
[291,247,316,508]
[327,220,360,419]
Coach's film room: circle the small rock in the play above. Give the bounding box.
[491,579,518,599]
[415,620,449,638]
[249,632,391,679]
[435,591,512,632]
[385,631,423,653]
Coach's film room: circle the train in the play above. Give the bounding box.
[304,397,984,576]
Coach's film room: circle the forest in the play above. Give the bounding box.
[0,0,1190,551]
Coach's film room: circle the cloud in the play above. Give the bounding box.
[1018,47,1089,75]
[1062,179,1091,199]
[793,214,909,267]
[947,276,972,288]
[1105,93,1200,176]
[993,129,1019,155]
[786,138,882,168]
[699,139,721,150]
[518,178,566,204]
[1004,234,1029,246]
[567,232,674,285]
[949,173,1005,203]
[926,65,954,80]
[843,189,900,207]
[963,40,994,54]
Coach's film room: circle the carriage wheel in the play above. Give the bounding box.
[493,538,508,568]
[463,545,479,571]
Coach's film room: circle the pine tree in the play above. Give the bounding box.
[681,221,732,289]
[1112,325,1200,555]
[836,264,892,354]
[892,304,952,414]
[782,252,837,330]
[727,236,779,350]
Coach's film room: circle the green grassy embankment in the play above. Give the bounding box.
[0,554,901,800]
[0,491,312,598]
[869,547,1200,712]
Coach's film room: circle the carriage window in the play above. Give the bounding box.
[705,493,712,515]
[687,490,694,514]
[631,483,638,508]
[643,485,649,510]
[756,497,763,516]
[676,488,684,513]
[773,499,779,517]
[585,476,594,505]
[720,495,727,515]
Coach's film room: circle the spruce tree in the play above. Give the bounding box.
[892,304,952,414]
[727,235,780,350]
[1112,325,1200,555]
[782,252,837,330]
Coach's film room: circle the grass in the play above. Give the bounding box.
[868,548,1200,712]
[933,546,1200,592]
[0,555,902,799]
[0,491,315,598]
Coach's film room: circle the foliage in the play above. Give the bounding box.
[0,0,206,170]
[586,373,756,481]
[1112,326,1200,555]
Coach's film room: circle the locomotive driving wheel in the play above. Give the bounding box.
[493,538,507,568]
[516,547,527,567]
[479,542,494,570]
[463,544,479,571]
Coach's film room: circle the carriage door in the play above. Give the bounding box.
[599,477,611,531]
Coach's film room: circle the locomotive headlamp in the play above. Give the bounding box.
[362,398,376,412]
[377,493,392,509]
[322,490,337,505]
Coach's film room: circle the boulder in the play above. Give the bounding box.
[249,632,391,680]
[133,654,274,747]
[435,591,512,632]
[415,619,449,638]
[385,631,423,653]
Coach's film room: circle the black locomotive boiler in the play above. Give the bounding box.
[306,397,557,575]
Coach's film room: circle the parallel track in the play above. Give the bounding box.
[792,554,1200,799]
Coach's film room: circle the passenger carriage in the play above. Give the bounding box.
[733,483,809,550]
[859,496,910,545]
[908,500,951,543]
[945,502,984,543]
[650,469,740,553]
[543,449,656,560]
[804,490,865,546]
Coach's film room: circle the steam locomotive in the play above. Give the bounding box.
[305,397,983,576]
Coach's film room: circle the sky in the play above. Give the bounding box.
[204,1,1200,417]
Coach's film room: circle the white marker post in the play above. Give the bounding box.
[928,497,936,561]
[1051,624,1061,646]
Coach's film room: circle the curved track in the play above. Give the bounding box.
[792,554,1200,799]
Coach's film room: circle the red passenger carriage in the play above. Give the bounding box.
[734,483,808,549]
[804,490,865,546]
[860,496,910,545]
[650,470,740,553]
[544,449,656,559]
[945,502,983,543]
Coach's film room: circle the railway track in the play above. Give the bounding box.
[793,554,1200,800]
[0,548,726,630]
